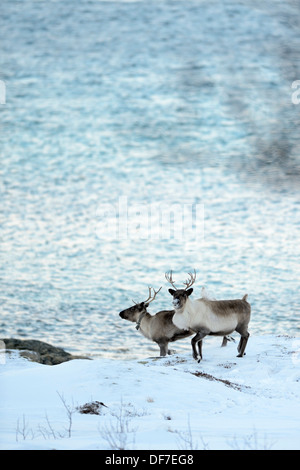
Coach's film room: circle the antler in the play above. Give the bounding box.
[165,270,178,290]
[147,286,162,305]
[141,286,162,305]
[142,286,153,304]
[183,269,197,290]
[166,269,196,290]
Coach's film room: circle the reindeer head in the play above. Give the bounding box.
[119,286,162,328]
[166,270,196,310]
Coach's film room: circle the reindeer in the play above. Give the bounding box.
[166,270,251,362]
[119,286,193,357]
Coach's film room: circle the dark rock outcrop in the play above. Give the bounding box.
[1,338,89,365]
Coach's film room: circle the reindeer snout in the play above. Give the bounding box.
[119,310,125,318]
[172,298,180,308]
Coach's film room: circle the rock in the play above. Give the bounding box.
[19,350,41,363]
[1,338,90,365]
[77,401,108,415]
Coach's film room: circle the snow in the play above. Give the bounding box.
[0,334,299,450]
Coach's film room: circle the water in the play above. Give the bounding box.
[0,0,299,359]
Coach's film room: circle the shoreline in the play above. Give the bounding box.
[1,338,90,365]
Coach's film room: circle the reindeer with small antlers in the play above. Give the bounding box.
[119,286,193,357]
[166,270,251,362]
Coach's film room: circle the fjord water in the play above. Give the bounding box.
[0,1,299,359]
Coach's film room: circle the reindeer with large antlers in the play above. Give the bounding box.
[119,286,193,357]
[166,270,251,362]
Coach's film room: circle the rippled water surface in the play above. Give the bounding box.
[1,0,299,359]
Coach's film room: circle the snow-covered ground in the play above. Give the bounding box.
[0,334,299,450]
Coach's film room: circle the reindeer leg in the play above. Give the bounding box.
[158,342,168,357]
[191,329,209,362]
[236,332,250,357]
[197,340,203,362]
[222,336,236,347]
[191,335,199,361]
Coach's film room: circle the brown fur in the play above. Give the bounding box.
[201,298,251,317]
[119,303,192,356]
[168,287,251,361]
[120,301,233,356]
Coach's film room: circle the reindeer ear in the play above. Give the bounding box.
[186,288,193,296]
[168,288,176,296]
